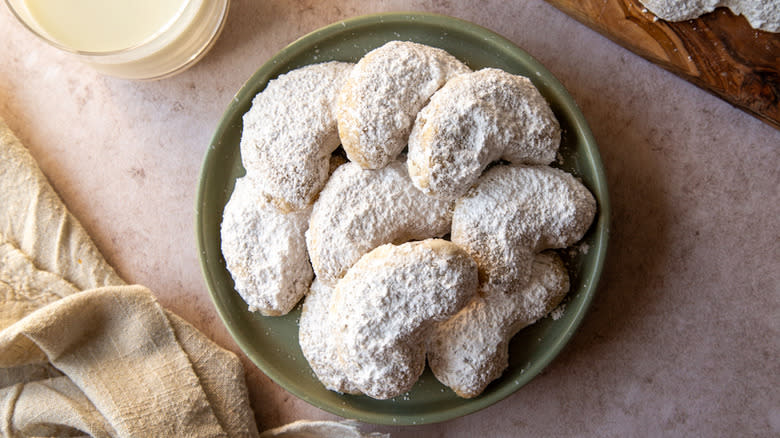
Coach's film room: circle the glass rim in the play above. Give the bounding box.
[4,0,194,56]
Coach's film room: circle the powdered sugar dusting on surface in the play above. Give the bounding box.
[550,302,567,320]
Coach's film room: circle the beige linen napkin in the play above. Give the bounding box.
[0,117,258,437]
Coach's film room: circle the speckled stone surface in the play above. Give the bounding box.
[1,1,778,436]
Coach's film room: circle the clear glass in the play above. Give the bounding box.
[5,0,230,80]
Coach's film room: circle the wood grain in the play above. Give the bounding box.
[545,0,780,129]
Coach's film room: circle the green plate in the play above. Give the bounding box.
[196,12,610,426]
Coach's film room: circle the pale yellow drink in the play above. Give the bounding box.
[6,0,229,79]
[24,0,189,52]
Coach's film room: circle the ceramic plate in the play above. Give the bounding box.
[196,12,610,425]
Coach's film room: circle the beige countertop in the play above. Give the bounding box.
[1,1,778,436]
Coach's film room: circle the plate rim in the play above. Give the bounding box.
[196,11,611,426]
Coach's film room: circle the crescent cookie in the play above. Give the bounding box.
[408,68,561,200]
[305,160,454,285]
[336,41,471,169]
[220,177,312,316]
[638,0,779,33]
[241,61,354,211]
[427,252,570,398]
[299,278,362,394]
[330,240,478,399]
[451,165,595,291]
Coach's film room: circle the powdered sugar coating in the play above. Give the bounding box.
[337,41,471,169]
[241,61,354,210]
[408,68,561,200]
[638,0,779,32]
[330,240,478,399]
[220,177,313,316]
[306,160,454,285]
[299,278,362,394]
[452,165,595,291]
[427,252,569,398]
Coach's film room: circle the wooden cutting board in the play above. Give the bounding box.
[545,0,780,129]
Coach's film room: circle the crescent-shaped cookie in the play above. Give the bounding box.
[638,0,779,32]
[408,68,561,200]
[241,61,354,211]
[330,239,478,399]
[451,165,595,291]
[220,177,312,316]
[427,252,569,398]
[299,278,362,394]
[306,160,454,285]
